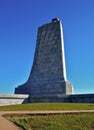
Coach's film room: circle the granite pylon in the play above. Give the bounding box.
[15,18,73,102]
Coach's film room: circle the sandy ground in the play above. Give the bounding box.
[0,114,22,130]
[0,110,94,130]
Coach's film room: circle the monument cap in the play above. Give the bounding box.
[52,18,59,22]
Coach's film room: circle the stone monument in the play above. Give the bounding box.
[15,18,73,102]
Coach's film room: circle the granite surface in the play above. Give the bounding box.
[15,19,73,101]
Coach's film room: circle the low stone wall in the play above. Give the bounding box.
[29,94,94,103]
[0,93,94,106]
[69,94,94,103]
[0,94,29,106]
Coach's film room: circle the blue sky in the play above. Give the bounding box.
[0,0,94,94]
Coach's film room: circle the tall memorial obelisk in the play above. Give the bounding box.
[15,18,73,102]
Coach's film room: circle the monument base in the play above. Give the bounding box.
[15,81,73,96]
[29,94,94,103]
[0,93,94,106]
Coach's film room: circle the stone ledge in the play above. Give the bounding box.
[0,94,29,99]
[0,94,29,106]
[29,94,94,103]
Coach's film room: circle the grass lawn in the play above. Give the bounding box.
[1,103,94,130]
[0,103,94,111]
[4,113,94,130]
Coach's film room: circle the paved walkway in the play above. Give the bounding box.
[0,110,94,130]
[0,114,22,130]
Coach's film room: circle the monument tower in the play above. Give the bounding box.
[15,18,73,102]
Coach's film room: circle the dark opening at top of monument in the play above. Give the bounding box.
[52,18,60,22]
[15,19,73,97]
